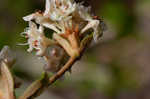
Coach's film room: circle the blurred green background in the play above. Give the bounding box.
[0,0,150,99]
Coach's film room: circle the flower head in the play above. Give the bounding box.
[23,0,104,41]
[21,0,105,71]
[22,21,54,56]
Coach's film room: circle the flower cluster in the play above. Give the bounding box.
[22,0,104,72]
[21,21,54,56]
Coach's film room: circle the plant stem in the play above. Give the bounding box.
[23,57,78,99]
[49,56,77,85]
[20,34,93,99]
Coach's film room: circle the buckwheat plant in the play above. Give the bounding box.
[0,0,105,99]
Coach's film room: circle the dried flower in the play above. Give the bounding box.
[18,0,105,98]
[43,45,68,72]
[23,0,104,40]
[21,0,104,72]
[21,21,55,56]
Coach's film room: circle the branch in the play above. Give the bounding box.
[19,57,77,99]
[19,34,93,99]
[49,56,77,85]
[48,33,93,86]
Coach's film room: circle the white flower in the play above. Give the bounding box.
[76,4,92,21]
[76,4,103,42]
[23,0,76,34]
[22,21,54,56]
[22,0,104,57]
[23,0,104,42]
[44,0,76,21]
[23,12,61,34]
[81,19,102,42]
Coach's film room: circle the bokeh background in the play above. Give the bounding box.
[0,0,150,99]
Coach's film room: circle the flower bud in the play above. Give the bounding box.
[43,45,69,73]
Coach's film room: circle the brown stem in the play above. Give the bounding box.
[48,34,93,85]
[49,56,77,85]
[68,33,79,50]
[23,57,78,99]
[21,34,93,99]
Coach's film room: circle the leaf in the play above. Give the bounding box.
[19,72,49,99]
[0,61,15,99]
[19,80,42,99]
[0,46,16,67]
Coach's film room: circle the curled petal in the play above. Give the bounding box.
[81,20,102,42]
[42,23,61,33]
[23,13,35,21]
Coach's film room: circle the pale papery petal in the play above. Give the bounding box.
[44,0,51,15]
[23,13,35,21]
[29,21,37,29]
[43,23,61,33]
[27,44,34,52]
[39,26,44,34]
[81,20,101,42]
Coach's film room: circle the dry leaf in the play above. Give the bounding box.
[0,61,15,99]
[19,73,48,99]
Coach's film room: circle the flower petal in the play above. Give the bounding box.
[81,20,102,42]
[23,13,35,21]
[44,0,51,15]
